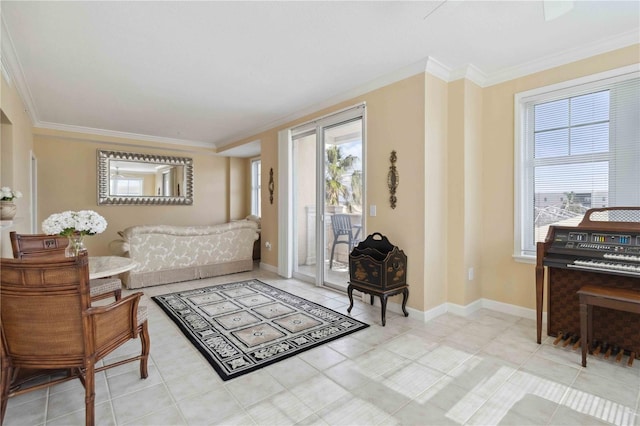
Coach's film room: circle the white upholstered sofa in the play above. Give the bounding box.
[113,221,259,289]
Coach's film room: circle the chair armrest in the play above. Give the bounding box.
[87,293,144,343]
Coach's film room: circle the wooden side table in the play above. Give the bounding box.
[347,282,409,326]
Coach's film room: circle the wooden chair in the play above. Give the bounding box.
[329,214,361,269]
[9,232,122,302]
[0,254,149,426]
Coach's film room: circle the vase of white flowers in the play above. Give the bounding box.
[0,187,23,220]
[65,233,86,258]
[42,210,108,257]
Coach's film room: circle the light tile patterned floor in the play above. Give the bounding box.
[4,268,640,425]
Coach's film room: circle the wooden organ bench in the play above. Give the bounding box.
[578,285,640,367]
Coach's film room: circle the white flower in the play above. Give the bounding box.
[42,210,108,236]
[75,210,107,235]
[0,186,22,201]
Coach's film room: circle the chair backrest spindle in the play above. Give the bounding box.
[332,214,353,237]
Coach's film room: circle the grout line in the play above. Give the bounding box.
[9,270,639,425]
[101,368,117,426]
[43,386,50,426]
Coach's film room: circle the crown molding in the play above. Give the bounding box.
[216,139,261,158]
[449,63,488,87]
[34,130,218,156]
[437,30,638,88]
[483,29,640,87]
[1,56,12,87]
[1,16,36,124]
[424,57,451,82]
[35,121,216,149]
[466,64,488,87]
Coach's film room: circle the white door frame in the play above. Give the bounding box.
[278,103,366,283]
[278,128,293,278]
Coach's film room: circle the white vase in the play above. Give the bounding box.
[0,201,17,220]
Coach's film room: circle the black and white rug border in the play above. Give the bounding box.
[152,279,369,381]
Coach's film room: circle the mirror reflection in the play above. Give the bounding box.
[97,150,193,205]
[109,161,185,197]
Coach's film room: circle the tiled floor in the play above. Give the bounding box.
[4,268,640,425]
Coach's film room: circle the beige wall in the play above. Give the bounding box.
[228,74,430,311]
[227,45,639,315]
[446,79,483,306]
[253,131,278,266]
[481,45,640,311]
[3,42,638,316]
[143,173,155,196]
[366,74,428,310]
[32,129,239,256]
[1,72,35,256]
[228,157,248,220]
[422,73,449,311]
[446,80,465,305]
[464,80,483,305]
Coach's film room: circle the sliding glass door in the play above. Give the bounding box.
[292,106,364,290]
[322,119,363,290]
[292,131,318,280]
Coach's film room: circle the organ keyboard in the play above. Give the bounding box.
[535,207,640,363]
[569,259,640,276]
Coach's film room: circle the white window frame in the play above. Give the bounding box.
[112,177,144,196]
[251,158,261,217]
[514,64,640,262]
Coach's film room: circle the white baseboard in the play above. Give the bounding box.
[384,296,536,322]
[269,268,537,323]
[480,298,536,320]
[376,296,447,322]
[446,298,484,317]
[259,262,278,274]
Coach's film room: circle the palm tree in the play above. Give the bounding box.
[325,145,358,210]
[349,170,362,212]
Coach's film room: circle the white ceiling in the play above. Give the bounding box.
[1,1,639,156]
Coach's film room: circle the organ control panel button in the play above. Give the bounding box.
[554,229,640,254]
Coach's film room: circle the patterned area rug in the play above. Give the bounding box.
[152,279,369,381]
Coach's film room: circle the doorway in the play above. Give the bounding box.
[291,105,365,291]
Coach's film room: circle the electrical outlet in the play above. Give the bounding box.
[370,205,377,216]
[468,267,474,281]
[265,241,272,251]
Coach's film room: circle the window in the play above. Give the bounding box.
[251,158,261,217]
[515,66,640,259]
[162,172,170,196]
[112,178,143,196]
